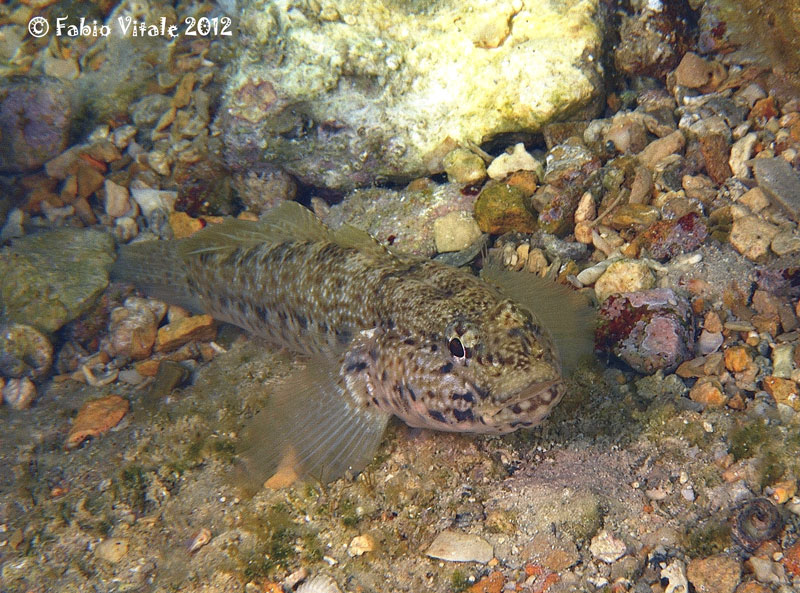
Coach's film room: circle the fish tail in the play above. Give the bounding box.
[112,240,202,312]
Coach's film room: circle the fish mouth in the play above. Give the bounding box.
[478,379,564,430]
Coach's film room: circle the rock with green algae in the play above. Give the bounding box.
[322,182,477,257]
[700,0,800,90]
[474,182,537,234]
[0,229,114,333]
[220,0,605,190]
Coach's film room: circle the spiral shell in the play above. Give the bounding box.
[730,497,782,552]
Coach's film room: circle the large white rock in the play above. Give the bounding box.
[221,0,605,190]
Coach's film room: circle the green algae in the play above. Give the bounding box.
[684,519,731,556]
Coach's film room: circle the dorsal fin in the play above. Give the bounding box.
[331,224,389,257]
[179,201,333,257]
[482,262,596,375]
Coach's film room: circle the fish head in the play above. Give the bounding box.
[343,298,566,435]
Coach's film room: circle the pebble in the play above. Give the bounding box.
[65,394,130,450]
[689,377,728,408]
[593,259,655,302]
[487,143,542,181]
[771,230,800,256]
[762,376,799,411]
[697,329,724,355]
[433,211,482,253]
[597,288,694,374]
[674,52,718,89]
[2,377,37,410]
[638,130,685,170]
[575,257,618,286]
[95,538,129,563]
[0,323,53,379]
[752,157,800,222]
[772,344,795,378]
[107,305,158,360]
[473,182,537,234]
[443,148,487,185]
[729,216,780,261]
[425,530,493,563]
[687,554,742,593]
[130,188,178,218]
[589,529,627,563]
[738,187,769,213]
[169,211,205,239]
[724,346,752,373]
[104,179,132,218]
[746,557,787,585]
[347,534,375,557]
[662,559,689,593]
[729,133,757,179]
[154,314,216,353]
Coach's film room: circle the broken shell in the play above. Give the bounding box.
[2,377,37,410]
[188,528,212,553]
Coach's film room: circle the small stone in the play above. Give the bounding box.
[704,311,723,333]
[768,480,797,505]
[725,346,751,373]
[699,133,733,185]
[443,148,487,185]
[593,259,655,302]
[107,306,157,360]
[589,529,626,563]
[638,130,686,170]
[169,211,204,239]
[689,378,728,408]
[674,52,717,88]
[574,192,595,223]
[76,161,105,199]
[130,188,178,217]
[467,571,504,593]
[596,288,694,374]
[95,538,129,563]
[426,530,493,563]
[738,187,769,213]
[662,559,689,593]
[734,582,770,593]
[104,179,131,219]
[608,203,660,230]
[772,343,795,378]
[783,541,800,577]
[347,534,375,557]
[746,557,787,585]
[155,314,216,353]
[763,376,799,411]
[729,216,780,261]
[0,323,53,379]
[771,230,800,256]
[486,143,541,180]
[433,212,482,253]
[753,157,800,222]
[697,330,724,355]
[66,394,130,449]
[474,183,537,234]
[687,554,742,593]
[2,377,37,410]
[729,133,758,179]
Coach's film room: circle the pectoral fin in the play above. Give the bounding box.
[235,358,390,491]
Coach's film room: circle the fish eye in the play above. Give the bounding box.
[449,337,466,358]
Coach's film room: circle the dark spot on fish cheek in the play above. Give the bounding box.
[439,362,453,374]
[428,409,446,423]
[453,408,473,422]
[345,361,368,373]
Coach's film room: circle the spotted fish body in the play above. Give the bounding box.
[113,202,593,484]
